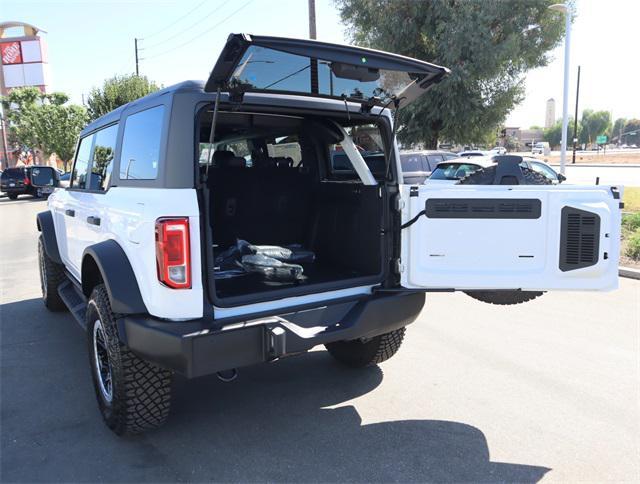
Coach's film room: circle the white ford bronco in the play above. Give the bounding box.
[37,34,622,435]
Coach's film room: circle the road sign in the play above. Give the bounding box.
[596,135,607,144]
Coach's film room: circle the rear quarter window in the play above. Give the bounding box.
[119,105,164,180]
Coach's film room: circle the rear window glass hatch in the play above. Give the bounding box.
[206,34,450,109]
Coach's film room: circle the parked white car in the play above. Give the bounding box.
[425,157,495,184]
[531,142,551,155]
[458,150,487,157]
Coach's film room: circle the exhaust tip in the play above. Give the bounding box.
[216,368,238,382]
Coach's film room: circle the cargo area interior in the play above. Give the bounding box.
[198,109,388,305]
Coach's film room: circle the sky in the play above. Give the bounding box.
[3,0,639,128]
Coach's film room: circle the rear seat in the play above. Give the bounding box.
[208,152,313,247]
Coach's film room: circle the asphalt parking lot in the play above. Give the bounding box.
[1,197,639,483]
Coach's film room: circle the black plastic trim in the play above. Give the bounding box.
[559,206,600,272]
[36,211,62,264]
[120,291,424,378]
[82,240,148,314]
[425,198,542,219]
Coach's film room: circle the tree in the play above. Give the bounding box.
[336,0,565,148]
[621,119,640,146]
[1,87,88,170]
[611,117,626,143]
[543,117,580,149]
[579,109,611,146]
[86,74,160,121]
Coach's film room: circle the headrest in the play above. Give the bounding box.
[213,150,245,168]
[213,150,235,164]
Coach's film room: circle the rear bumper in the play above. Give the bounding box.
[117,292,425,378]
[1,187,27,194]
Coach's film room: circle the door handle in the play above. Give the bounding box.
[86,216,101,226]
[65,209,75,217]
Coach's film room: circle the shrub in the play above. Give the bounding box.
[625,231,640,260]
[622,212,640,233]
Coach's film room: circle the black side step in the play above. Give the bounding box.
[58,280,88,330]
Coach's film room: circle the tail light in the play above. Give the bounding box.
[24,177,30,185]
[155,218,191,289]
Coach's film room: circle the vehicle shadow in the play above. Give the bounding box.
[1,298,551,483]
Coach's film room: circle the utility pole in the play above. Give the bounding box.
[308,0,318,94]
[308,0,317,39]
[134,38,140,76]
[572,65,580,164]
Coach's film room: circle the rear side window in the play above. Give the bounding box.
[2,168,26,180]
[120,105,164,180]
[90,124,118,191]
[71,135,93,189]
[400,154,423,173]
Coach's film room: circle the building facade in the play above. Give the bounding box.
[0,21,50,95]
[545,98,555,129]
[0,22,51,169]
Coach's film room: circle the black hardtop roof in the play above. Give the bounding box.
[81,80,205,135]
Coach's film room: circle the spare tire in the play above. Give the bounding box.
[458,163,550,305]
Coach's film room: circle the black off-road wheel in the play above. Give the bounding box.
[38,235,67,311]
[458,164,549,306]
[8,193,18,200]
[87,284,172,435]
[463,290,544,306]
[325,327,406,368]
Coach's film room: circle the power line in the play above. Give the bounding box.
[141,0,208,40]
[141,0,253,61]
[141,0,231,51]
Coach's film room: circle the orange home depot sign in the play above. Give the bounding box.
[1,41,23,65]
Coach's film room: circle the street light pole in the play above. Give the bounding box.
[549,3,572,174]
[572,65,580,164]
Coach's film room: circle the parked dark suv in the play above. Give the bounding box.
[399,150,458,184]
[1,165,60,199]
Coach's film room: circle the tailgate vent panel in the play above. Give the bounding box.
[425,198,541,219]
[560,207,600,271]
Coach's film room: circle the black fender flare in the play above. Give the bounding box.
[82,240,148,315]
[36,211,62,264]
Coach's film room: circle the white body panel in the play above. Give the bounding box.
[50,187,204,320]
[399,184,621,291]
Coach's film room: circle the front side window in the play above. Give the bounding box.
[119,105,164,180]
[267,136,302,167]
[90,124,118,191]
[71,135,93,189]
[529,161,557,181]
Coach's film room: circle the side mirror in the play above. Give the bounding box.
[557,173,566,183]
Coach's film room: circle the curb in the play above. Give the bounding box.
[619,266,640,279]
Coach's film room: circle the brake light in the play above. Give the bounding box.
[155,218,191,289]
[24,177,30,185]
